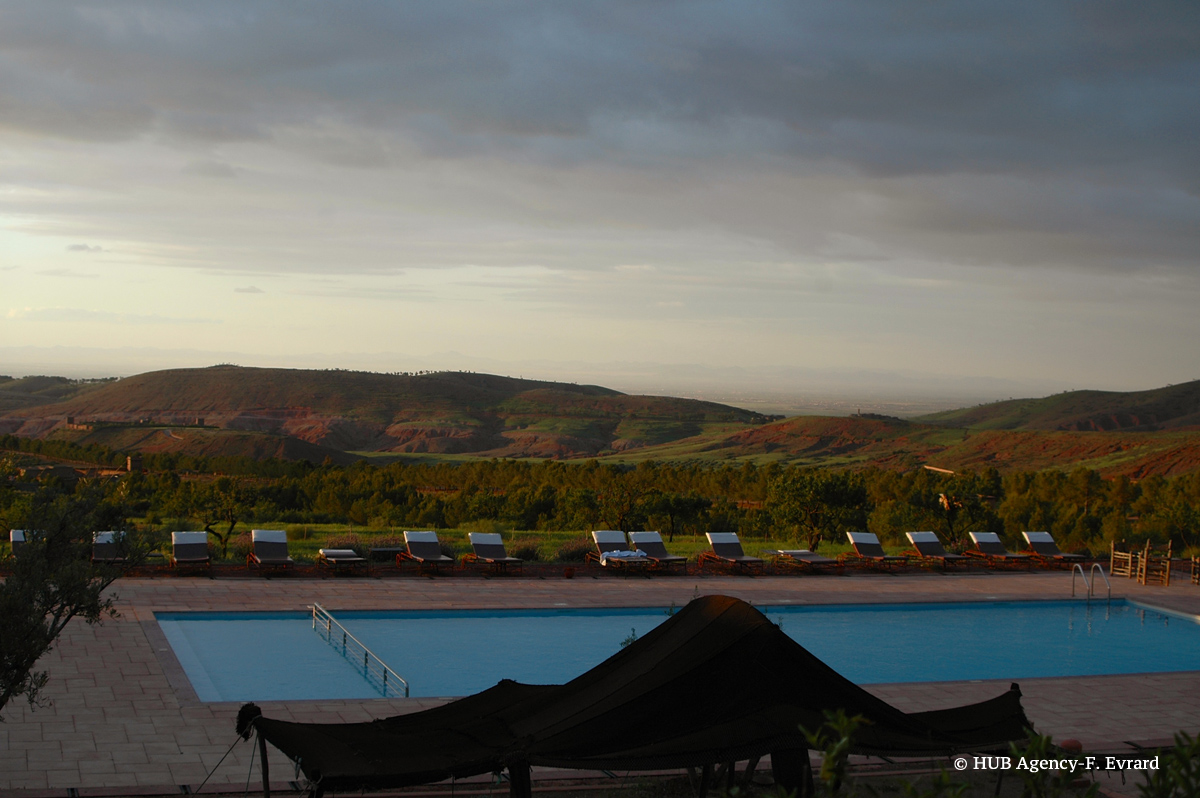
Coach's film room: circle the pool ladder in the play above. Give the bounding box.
[311,603,410,697]
[1071,563,1111,604]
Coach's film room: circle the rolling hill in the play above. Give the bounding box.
[611,415,1200,477]
[0,366,767,460]
[5,368,1200,476]
[915,380,1200,431]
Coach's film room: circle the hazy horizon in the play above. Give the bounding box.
[3,3,1198,398]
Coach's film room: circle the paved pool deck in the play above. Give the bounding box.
[1,569,1198,797]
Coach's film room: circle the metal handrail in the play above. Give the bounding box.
[1090,562,1111,602]
[311,603,409,697]
[1071,563,1111,604]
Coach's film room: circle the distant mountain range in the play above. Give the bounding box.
[3,368,1199,476]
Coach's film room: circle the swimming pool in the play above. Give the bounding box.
[156,599,1200,702]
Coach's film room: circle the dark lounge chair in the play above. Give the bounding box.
[9,529,25,559]
[966,532,1030,567]
[462,532,523,573]
[170,531,211,570]
[768,548,841,573]
[1021,531,1085,567]
[248,529,294,569]
[905,531,969,568]
[628,531,687,571]
[843,531,906,569]
[317,548,369,573]
[698,532,764,573]
[587,530,652,568]
[92,531,127,564]
[400,531,454,572]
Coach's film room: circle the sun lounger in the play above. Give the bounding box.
[966,532,1030,567]
[9,529,25,559]
[400,531,454,572]
[248,529,294,569]
[843,531,906,568]
[698,532,764,573]
[1021,531,1085,566]
[317,548,369,573]
[905,531,969,568]
[767,548,841,573]
[586,530,651,568]
[628,531,687,571]
[170,531,211,569]
[462,533,523,573]
[92,531,126,564]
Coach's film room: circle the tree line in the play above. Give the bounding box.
[4,440,1199,555]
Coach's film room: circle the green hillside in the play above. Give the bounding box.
[916,380,1200,431]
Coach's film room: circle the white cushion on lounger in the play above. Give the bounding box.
[94,531,120,544]
[600,549,648,565]
[404,531,439,543]
[706,533,740,545]
[252,529,287,543]
[173,531,208,545]
[469,533,503,546]
[320,549,360,559]
[592,530,628,545]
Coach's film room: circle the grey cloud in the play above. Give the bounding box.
[183,159,239,178]
[39,267,99,278]
[234,285,263,293]
[0,1,1196,282]
[13,307,217,324]
[66,244,102,252]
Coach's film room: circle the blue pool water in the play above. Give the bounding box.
[156,600,1200,702]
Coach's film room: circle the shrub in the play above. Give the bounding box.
[510,541,542,562]
[230,532,253,563]
[555,537,593,562]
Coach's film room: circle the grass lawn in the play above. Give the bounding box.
[137,520,874,565]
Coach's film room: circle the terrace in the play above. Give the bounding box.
[2,571,1198,798]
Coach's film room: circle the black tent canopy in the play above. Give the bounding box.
[245,596,1032,796]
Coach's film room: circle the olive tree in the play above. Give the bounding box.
[0,489,138,717]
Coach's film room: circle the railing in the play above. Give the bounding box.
[311,603,409,698]
[1071,563,1111,604]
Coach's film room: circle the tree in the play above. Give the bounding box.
[645,492,711,542]
[767,469,868,551]
[198,476,251,559]
[1,489,141,717]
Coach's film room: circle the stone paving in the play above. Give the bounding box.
[1,568,1198,796]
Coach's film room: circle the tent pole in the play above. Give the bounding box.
[770,748,814,798]
[258,733,271,798]
[507,760,531,798]
[697,762,713,798]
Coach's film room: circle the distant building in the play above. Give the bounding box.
[127,455,143,473]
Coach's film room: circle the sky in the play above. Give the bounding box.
[2,2,1199,410]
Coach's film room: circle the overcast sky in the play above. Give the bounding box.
[2,2,1198,404]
